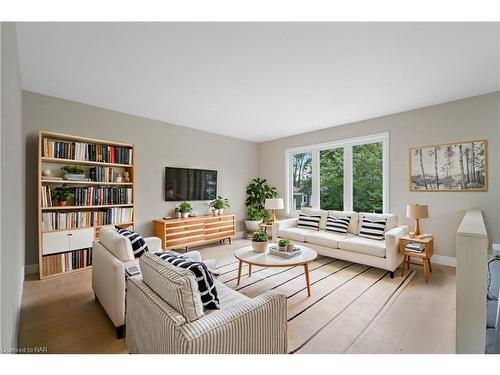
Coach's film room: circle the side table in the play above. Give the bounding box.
[399,235,434,283]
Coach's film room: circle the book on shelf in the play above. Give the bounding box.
[42,138,133,165]
[42,247,92,275]
[89,166,123,183]
[405,242,425,253]
[42,176,63,181]
[41,186,53,208]
[73,186,133,206]
[42,207,133,231]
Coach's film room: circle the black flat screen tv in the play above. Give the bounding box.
[164,167,217,201]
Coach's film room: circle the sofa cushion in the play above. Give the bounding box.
[328,211,359,234]
[116,228,149,258]
[98,227,134,262]
[301,208,328,230]
[304,231,352,248]
[358,217,387,241]
[338,237,386,258]
[155,252,220,310]
[213,280,250,310]
[278,227,317,242]
[140,252,205,322]
[297,213,321,230]
[325,215,351,235]
[357,212,399,234]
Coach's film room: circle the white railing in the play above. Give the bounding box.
[456,209,489,353]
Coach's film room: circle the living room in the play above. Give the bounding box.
[1,1,500,371]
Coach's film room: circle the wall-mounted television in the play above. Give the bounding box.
[164,167,217,201]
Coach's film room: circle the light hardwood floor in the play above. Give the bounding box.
[18,239,456,354]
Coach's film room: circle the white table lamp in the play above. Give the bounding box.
[265,198,284,222]
[406,204,429,236]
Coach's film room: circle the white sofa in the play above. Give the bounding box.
[92,228,214,339]
[126,252,287,354]
[272,209,408,277]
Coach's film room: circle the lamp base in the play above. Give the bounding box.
[414,218,421,236]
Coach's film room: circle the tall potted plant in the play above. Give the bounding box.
[244,178,278,231]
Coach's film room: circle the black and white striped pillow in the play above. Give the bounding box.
[358,217,387,241]
[155,251,220,310]
[116,228,149,258]
[297,213,321,230]
[325,216,351,235]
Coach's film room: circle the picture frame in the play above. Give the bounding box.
[409,139,487,192]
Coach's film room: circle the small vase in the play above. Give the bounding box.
[287,243,295,252]
[177,212,182,218]
[218,208,224,215]
[278,245,287,252]
[252,241,268,253]
[183,212,190,218]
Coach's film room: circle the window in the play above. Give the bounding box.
[286,133,388,214]
[292,152,312,210]
[320,148,344,210]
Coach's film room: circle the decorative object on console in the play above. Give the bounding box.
[265,198,284,223]
[209,195,230,215]
[410,139,487,191]
[52,184,74,206]
[406,203,429,236]
[177,201,192,218]
[251,231,269,253]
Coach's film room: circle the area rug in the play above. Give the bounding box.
[216,256,415,354]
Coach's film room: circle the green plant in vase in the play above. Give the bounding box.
[177,201,192,218]
[251,230,269,253]
[52,184,74,206]
[278,238,291,252]
[209,195,230,215]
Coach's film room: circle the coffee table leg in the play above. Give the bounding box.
[248,264,252,277]
[237,260,243,285]
[304,263,311,297]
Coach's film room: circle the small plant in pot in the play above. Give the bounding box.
[177,201,192,218]
[209,196,230,215]
[52,184,74,207]
[62,165,86,180]
[278,238,291,252]
[251,230,269,253]
[244,207,263,232]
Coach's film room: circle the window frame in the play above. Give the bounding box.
[285,132,389,215]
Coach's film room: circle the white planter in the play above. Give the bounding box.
[278,245,287,252]
[252,240,268,253]
[218,208,224,215]
[177,212,182,218]
[182,212,189,218]
[245,219,263,232]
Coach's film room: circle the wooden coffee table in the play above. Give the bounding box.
[234,245,318,296]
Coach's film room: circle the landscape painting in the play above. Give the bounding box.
[410,140,487,191]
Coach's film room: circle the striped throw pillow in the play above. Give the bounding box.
[297,213,321,230]
[116,228,149,258]
[155,251,220,310]
[358,217,387,241]
[325,216,351,235]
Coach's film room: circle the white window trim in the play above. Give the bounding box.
[285,132,389,215]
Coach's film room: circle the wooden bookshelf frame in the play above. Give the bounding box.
[38,131,136,279]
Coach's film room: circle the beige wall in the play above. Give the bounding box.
[258,93,500,258]
[23,91,259,266]
[1,23,25,349]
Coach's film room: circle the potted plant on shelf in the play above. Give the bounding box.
[61,165,86,181]
[251,230,269,253]
[244,178,278,231]
[177,201,192,218]
[52,184,74,207]
[209,195,230,215]
[278,238,291,252]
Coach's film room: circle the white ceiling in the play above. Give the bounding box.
[16,22,500,142]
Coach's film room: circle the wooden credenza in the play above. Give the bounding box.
[153,214,235,251]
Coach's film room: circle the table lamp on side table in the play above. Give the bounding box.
[406,204,429,236]
[265,198,284,223]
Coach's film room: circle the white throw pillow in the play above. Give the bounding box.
[98,227,134,262]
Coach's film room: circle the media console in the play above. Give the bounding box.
[153,214,235,251]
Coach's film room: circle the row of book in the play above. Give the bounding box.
[41,186,53,208]
[74,187,133,206]
[42,138,133,165]
[89,167,125,183]
[42,248,92,276]
[41,208,134,231]
[405,242,425,253]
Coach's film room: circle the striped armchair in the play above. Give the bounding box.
[126,253,287,354]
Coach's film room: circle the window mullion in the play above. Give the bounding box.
[311,150,320,209]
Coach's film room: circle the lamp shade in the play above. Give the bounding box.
[406,204,429,219]
[265,198,284,210]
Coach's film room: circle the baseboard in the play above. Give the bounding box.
[25,263,39,275]
[431,255,457,267]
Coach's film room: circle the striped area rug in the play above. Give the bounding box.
[215,256,415,354]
